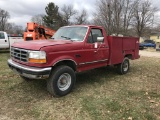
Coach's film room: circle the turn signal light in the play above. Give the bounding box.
[29,58,46,63]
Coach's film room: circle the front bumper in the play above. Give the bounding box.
[8,59,52,79]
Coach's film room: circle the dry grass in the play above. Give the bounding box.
[0,50,160,120]
[143,48,156,52]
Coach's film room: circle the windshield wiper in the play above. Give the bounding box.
[61,36,73,42]
[61,36,71,39]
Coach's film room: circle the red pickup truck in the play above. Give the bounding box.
[8,25,140,96]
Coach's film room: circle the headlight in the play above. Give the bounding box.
[28,51,46,63]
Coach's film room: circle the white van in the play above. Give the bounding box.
[0,31,23,49]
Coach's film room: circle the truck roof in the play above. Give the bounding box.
[0,31,4,32]
[63,25,103,28]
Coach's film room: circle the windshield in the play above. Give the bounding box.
[52,27,88,41]
[144,40,155,43]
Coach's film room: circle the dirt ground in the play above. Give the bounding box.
[139,50,160,58]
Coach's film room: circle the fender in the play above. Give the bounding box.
[51,55,77,66]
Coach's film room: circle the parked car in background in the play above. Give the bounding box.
[139,40,156,50]
[139,43,144,50]
[0,31,23,50]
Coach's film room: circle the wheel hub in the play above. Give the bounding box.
[57,73,71,91]
[123,61,128,72]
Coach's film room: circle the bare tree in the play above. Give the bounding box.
[0,8,24,34]
[121,0,135,35]
[5,22,24,34]
[31,14,45,25]
[13,25,24,34]
[0,8,10,31]
[61,5,77,25]
[5,22,14,33]
[74,9,88,25]
[93,0,123,35]
[132,0,157,37]
[93,0,158,37]
[112,0,123,35]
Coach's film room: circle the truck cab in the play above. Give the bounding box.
[0,31,9,49]
[0,31,24,50]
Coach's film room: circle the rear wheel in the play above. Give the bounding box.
[117,57,130,75]
[47,65,76,97]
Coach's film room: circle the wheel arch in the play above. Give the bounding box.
[52,59,77,71]
[125,54,132,59]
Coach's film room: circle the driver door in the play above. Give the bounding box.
[83,28,109,69]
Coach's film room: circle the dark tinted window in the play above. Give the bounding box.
[87,28,103,43]
[144,40,155,44]
[0,33,5,39]
[91,29,103,37]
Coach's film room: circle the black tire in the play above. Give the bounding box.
[117,57,130,75]
[139,46,144,50]
[20,75,33,81]
[47,65,76,97]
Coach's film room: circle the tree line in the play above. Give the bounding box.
[31,2,88,30]
[0,8,23,34]
[31,0,160,37]
[94,0,158,37]
[0,0,159,37]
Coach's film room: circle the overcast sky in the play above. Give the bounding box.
[0,0,160,28]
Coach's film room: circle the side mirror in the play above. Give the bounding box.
[97,37,104,42]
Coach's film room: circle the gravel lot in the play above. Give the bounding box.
[139,50,160,58]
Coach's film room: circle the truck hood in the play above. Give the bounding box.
[12,40,72,50]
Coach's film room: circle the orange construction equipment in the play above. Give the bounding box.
[24,22,56,41]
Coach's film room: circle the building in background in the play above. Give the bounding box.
[150,32,160,43]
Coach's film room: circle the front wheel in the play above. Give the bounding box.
[117,57,130,75]
[47,65,76,97]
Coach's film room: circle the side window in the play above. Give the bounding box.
[87,28,103,43]
[0,33,5,39]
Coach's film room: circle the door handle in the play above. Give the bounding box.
[94,51,97,53]
[5,40,7,42]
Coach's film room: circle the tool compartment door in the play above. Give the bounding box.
[108,36,139,65]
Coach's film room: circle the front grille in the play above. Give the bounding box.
[11,47,28,62]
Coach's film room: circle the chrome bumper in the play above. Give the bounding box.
[8,59,52,79]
